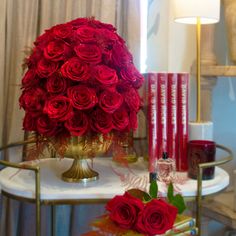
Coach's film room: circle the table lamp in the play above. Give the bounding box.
[172,0,220,140]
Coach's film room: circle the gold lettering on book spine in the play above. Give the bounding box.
[181,82,187,132]
[171,83,177,124]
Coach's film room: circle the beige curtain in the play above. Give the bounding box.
[0,0,142,235]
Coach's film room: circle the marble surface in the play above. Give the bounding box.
[0,157,229,200]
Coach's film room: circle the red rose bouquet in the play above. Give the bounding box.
[82,181,187,236]
[19,17,144,147]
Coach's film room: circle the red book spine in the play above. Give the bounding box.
[147,73,158,173]
[157,73,168,159]
[167,73,178,163]
[177,73,189,171]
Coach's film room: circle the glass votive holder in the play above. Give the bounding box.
[187,140,216,180]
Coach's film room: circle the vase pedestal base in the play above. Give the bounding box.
[62,158,99,183]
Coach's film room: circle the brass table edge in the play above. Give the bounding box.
[1,190,109,205]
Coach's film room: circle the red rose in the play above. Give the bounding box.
[37,115,59,137]
[46,75,67,94]
[22,69,39,88]
[116,80,132,93]
[124,88,141,112]
[61,58,90,82]
[53,24,73,39]
[120,65,144,89]
[133,74,145,89]
[89,19,116,32]
[90,108,113,134]
[112,107,129,131]
[120,67,136,83]
[74,44,102,64]
[94,65,118,86]
[96,29,118,59]
[44,95,73,121]
[106,192,144,229]
[97,29,118,43]
[70,18,90,28]
[27,48,43,68]
[111,43,132,68]
[136,199,178,235]
[99,90,123,113]
[76,26,97,43]
[19,88,46,115]
[36,58,59,78]
[67,85,97,110]
[23,113,37,131]
[44,40,71,61]
[34,32,54,49]
[65,111,89,136]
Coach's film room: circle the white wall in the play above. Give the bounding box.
[147,0,169,71]
[147,0,195,71]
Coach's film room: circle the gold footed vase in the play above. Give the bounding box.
[62,134,112,183]
[62,159,99,182]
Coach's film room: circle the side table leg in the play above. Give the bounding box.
[51,205,56,236]
[35,168,41,236]
[36,201,41,236]
[197,167,203,236]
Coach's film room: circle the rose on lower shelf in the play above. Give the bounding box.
[107,192,177,235]
[82,181,192,236]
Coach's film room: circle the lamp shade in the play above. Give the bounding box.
[173,0,220,24]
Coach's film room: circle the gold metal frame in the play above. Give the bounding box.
[0,152,41,236]
[0,140,43,236]
[0,141,233,236]
[196,144,233,236]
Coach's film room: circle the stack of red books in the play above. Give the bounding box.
[146,72,189,172]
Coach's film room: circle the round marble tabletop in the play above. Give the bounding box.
[0,157,229,201]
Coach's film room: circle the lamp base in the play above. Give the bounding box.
[189,121,213,140]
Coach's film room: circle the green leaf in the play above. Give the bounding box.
[127,189,147,200]
[149,180,158,199]
[167,182,174,202]
[169,194,186,214]
[127,188,152,202]
[167,183,186,214]
[143,192,152,202]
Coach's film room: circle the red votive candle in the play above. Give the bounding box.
[187,140,216,180]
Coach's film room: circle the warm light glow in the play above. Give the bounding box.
[172,0,220,25]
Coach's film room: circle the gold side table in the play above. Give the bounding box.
[0,141,233,236]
